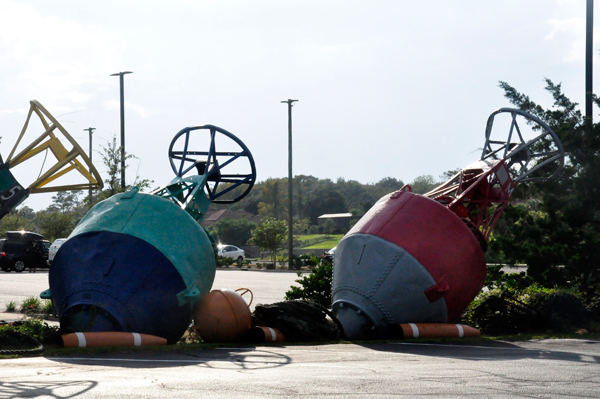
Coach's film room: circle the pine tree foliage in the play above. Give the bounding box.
[491,80,600,296]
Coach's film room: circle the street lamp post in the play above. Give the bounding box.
[586,0,594,124]
[83,127,96,200]
[110,71,133,189]
[281,99,298,269]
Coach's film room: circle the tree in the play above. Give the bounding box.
[303,184,347,225]
[409,175,438,194]
[91,134,153,205]
[257,178,288,220]
[47,191,82,213]
[213,217,256,247]
[489,79,600,296]
[0,208,36,233]
[36,210,75,241]
[248,217,288,265]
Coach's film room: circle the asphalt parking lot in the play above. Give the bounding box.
[1,339,600,398]
[2,269,600,398]
[0,268,302,315]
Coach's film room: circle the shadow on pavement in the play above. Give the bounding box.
[0,380,97,398]
[361,339,600,364]
[44,347,291,370]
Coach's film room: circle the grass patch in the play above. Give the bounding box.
[304,240,340,249]
[297,234,328,241]
[5,300,17,312]
[303,235,343,249]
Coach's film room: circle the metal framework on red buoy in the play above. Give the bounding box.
[423,108,564,245]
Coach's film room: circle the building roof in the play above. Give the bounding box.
[202,209,262,226]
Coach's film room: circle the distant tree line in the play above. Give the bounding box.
[208,173,454,246]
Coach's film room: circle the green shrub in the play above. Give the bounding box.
[216,256,234,268]
[20,297,41,314]
[484,265,534,291]
[41,300,54,315]
[285,262,332,308]
[0,317,59,344]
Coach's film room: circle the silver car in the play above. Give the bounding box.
[47,238,67,265]
[217,244,245,263]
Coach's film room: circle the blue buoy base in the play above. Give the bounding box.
[49,231,192,344]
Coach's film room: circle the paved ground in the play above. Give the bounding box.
[2,268,600,397]
[1,339,600,398]
[0,268,302,318]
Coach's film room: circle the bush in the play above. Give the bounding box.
[299,254,319,268]
[0,317,59,344]
[20,297,41,314]
[216,256,234,268]
[42,300,54,315]
[460,281,599,335]
[285,262,332,308]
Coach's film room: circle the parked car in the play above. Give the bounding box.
[321,246,336,265]
[47,238,68,266]
[0,231,51,272]
[217,244,246,263]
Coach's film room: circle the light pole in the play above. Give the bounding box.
[586,0,594,124]
[281,99,298,269]
[83,127,95,200]
[110,71,133,189]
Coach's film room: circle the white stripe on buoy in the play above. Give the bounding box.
[76,332,86,347]
[266,327,276,341]
[133,333,142,346]
[408,323,419,338]
[456,324,464,338]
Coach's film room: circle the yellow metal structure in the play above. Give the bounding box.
[6,100,103,193]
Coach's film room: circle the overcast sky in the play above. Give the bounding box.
[0,0,595,210]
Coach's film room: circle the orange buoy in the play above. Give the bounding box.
[193,288,252,342]
[399,323,480,339]
[259,326,286,342]
[62,332,167,348]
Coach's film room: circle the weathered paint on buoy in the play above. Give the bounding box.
[50,189,216,344]
[332,190,486,340]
